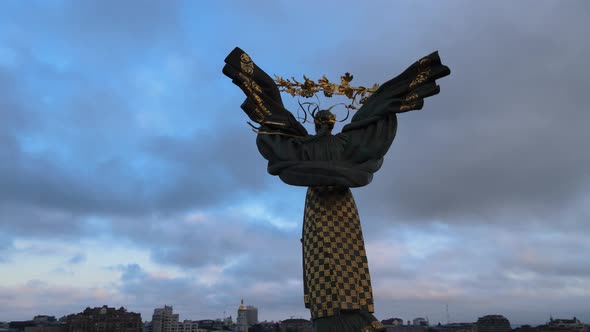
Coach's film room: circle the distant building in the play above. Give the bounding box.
[232,299,257,332]
[382,318,404,326]
[33,317,57,324]
[178,320,208,332]
[279,318,311,332]
[245,306,258,326]
[152,305,179,332]
[248,321,280,332]
[432,323,477,332]
[224,316,234,327]
[476,315,511,332]
[235,300,248,332]
[0,321,10,330]
[9,321,38,331]
[413,318,428,327]
[380,318,427,332]
[541,317,586,332]
[195,319,230,331]
[383,326,427,332]
[16,315,64,332]
[10,317,65,332]
[513,325,539,332]
[150,306,212,332]
[65,305,142,332]
[25,326,66,332]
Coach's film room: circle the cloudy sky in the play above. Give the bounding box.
[1,0,589,327]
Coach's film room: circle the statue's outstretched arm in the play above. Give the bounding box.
[223,47,308,138]
[346,51,451,127]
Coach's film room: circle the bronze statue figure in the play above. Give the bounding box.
[223,47,450,332]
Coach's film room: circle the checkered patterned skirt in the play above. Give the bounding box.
[302,186,374,319]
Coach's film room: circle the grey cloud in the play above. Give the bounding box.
[0,69,31,134]
[111,263,238,319]
[1,0,187,70]
[140,127,272,208]
[25,279,49,288]
[113,220,590,324]
[112,263,307,322]
[499,236,590,278]
[205,1,590,232]
[320,1,590,229]
[1,0,590,325]
[0,56,281,230]
[2,0,586,228]
[0,282,122,321]
[0,237,13,263]
[0,64,274,239]
[0,1,224,228]
[0,48,145,219]
[58,0,183,44]
[68,254,87,265]
[364,222,590,324]
[109,210,300,274]
[0,202,85,238]
[223,251,302,284]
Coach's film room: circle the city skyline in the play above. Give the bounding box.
[1,0,589,326]
[2,303,587,328]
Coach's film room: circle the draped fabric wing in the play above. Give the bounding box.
[343,51,451,132]
[222,47,308,137]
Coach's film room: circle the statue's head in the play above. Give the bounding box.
[313,110,336,136]
[296,100,344,136]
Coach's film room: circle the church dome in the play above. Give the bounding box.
[238,299,247,311]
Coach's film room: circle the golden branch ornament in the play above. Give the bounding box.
[274,73,380,110]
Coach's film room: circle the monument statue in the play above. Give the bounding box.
[223,47,450,332]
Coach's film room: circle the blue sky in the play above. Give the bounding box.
[1,0,590,326]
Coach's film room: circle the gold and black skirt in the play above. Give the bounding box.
[302,186,375,319]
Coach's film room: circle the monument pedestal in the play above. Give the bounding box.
[312,309,384,332]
